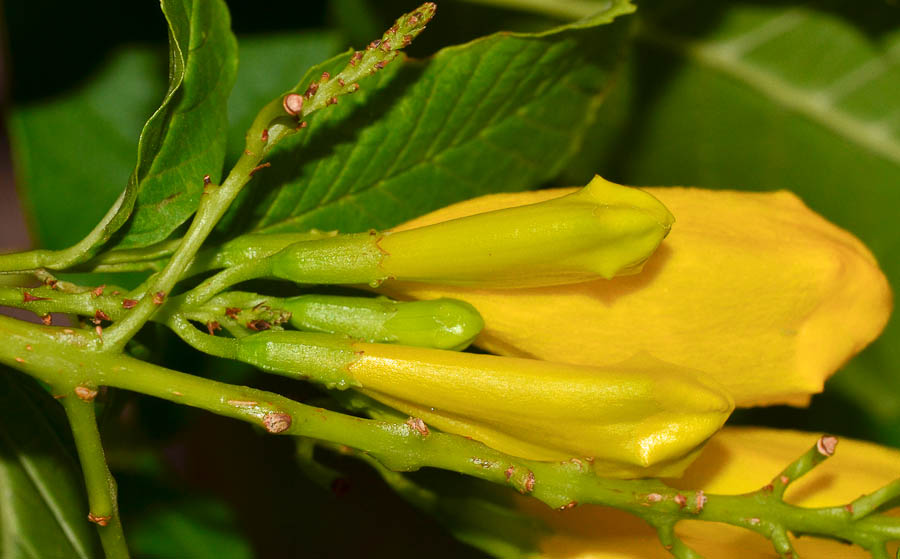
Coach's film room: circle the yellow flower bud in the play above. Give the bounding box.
[516,428,900,558]
[234,331,732,478]
[384,187,892,407]
[347,344,733,478]
[376,175,674,287]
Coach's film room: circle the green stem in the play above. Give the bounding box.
[2,313,900,557]
[60,391,129,559]
[100,146,265,352]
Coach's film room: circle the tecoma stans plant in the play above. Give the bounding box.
[1,1,898,558]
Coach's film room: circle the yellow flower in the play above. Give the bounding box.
[268,176,673,288]
[383,186,892,407]
[515,427,900,558]
[236,331,733,477]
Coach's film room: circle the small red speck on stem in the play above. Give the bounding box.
[203,174,211,186]
[207,321,221,335]
[817,435,838,456]
[87,513,110,527]
[225,307,241,319]
[326,96,338,106]
[95,309,111,321]
[23,292,51,302]
[41,314,53,325]
[91,285,105,297]
[75,386,98,402]
[122,299,138,309]
[261,129,269,142]
[247,320,271,331]
[321,71,330,81]
[14,357,24,363]
[350,51,363,66]
[153,292,166,305]
[304,82,319,98]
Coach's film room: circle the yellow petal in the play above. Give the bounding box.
[515,427,900,558]
[347,345,733,478]
[385,187,892,407]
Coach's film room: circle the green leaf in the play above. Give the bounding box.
[9,0,238,255]
[128,499,252,559]
[217,0,635,236]
[0,371,102,559]
[8,50,164,252]
[111,0,238,249]
[573,3,900,438]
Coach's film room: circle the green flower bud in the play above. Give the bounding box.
[282,295,483,350]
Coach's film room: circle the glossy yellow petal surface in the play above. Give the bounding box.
[348,343,732,478]
[385,187,892,407]
[515,427,900,558]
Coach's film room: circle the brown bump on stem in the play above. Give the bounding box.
[44,278,59,289]
[762,483,774,493]
[244,149,254,156]
[91,285,105,297]
[14,357,24,363]
[304,82,319,98]
[247,320,271,331]
[402,34,413,47]
[41,314,52,325]
[844,504,854,514]
[387,24,399,35]
[203,174,211,186]
[112,290,120,296]
[523,471,535,493]
[95,309,111,322]
[350,51,363,66]
[695,490,707,513]
[74,386,98,402]
[25,345,32,351]
[23,291,51,302]
[225,307,241,319]
[95,324,103,340]
[122,299,138,309]
[326,96,338,106]
[407,14,419,26]
[261,128,269,142]
[283,93,305,115]
[405,417,430,437]
[87,513,110,527]
[368,39,381,50]
[504,466,515,481]
[321,71,330,81]
[817,435,838,457]
[559,501,577,511]
[338,77,345,87]
[153,291,166,305]
[350,83,360,92]
[373,61,387,70]
[779,475,790,485]
[252,300,269,311]
[675,494,687,508]
[646,493,662,503]
[380,40,391,52]
[206,321,221,336]
[263,412,292,434]
[299,121,308,129]
[249,162,272,177]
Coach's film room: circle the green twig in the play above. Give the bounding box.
[60,390,129,559]
[3,314,900,558]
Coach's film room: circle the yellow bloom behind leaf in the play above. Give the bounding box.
[515,427,900,558]
[384,186,892,407]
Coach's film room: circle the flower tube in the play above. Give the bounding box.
[234,331,734,478]
[267,176,673,288]
[383,187,892,406]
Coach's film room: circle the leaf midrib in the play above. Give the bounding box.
[639,21,900,166]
